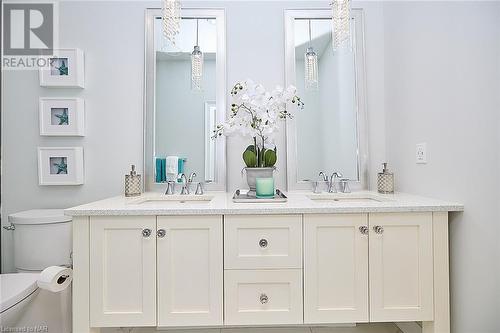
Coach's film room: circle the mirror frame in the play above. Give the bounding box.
[284,8,369,191]
[144,8,227,192]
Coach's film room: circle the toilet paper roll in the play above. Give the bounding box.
[37,266,73,292]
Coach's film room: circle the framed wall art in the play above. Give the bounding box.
[39,98,85,136]
[39,49,85,88]
[38,147,84,185]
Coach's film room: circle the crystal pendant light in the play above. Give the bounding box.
[162,0,181,45]
[191,19,203,91]
[331,0,352,51]
[305,20,319,91]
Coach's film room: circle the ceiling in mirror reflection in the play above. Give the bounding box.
[154,17,217,54]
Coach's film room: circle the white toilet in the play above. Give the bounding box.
[1,209,72,333]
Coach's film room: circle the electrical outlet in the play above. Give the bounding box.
[416,143,427,164]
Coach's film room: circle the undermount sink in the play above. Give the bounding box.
[129,194,214,205]
[306,193,391,203]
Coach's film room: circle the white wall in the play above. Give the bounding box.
[383,2,500,332]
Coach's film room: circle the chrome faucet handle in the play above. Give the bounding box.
[164,181,175,195]
[188,172,197,183]
[311,180,322,194]
[340,178,351,193]
[195,182,204,195]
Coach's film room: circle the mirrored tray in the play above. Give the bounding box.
[232,189,288,203]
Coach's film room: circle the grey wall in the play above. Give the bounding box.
[383,2,500,332]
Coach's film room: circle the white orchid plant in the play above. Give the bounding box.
[213,79,304,168]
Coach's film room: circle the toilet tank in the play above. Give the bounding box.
[8,209,72,272]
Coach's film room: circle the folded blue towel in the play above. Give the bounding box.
[161,158,166,182]
[155,158,162,183]
[155,158,167,183]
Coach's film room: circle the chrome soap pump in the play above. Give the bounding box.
[125,165,142,197]
[377,162,394,194]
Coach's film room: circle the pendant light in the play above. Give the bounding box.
[305,20,319,91]
[191,19,203,91]
[331,0,352,51]
[162,0,181,45]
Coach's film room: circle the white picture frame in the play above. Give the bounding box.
[38,147,84,185]
[39,48,85,88]
[39,98,85,136]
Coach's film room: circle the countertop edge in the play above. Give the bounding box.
[65,205,464,216]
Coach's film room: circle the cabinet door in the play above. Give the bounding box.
[157,215,223,327]
[369,213,434,322]
[90,216,156,327]
[304,214,369,324]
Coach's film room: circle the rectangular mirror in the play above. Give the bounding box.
[144,8,226,191]
[285,9,368,191]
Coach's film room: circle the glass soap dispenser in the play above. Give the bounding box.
[125,165,142,197]
[377,162,394,194]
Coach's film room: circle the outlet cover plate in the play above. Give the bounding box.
[416,143,427,164]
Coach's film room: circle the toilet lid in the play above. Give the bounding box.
[0,273,39,313]
[8,209,72,225]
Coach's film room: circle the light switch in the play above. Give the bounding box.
[416,143,427,164]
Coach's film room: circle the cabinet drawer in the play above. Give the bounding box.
[224,269,303,325]
[224,215,302,269]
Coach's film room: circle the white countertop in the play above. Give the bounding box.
[64,191,464,216]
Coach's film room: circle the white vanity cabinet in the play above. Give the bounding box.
[304,212,435,325]
[156,215,223,327]
[369,213,434,322]
[223,215,303,325]
[89,216,157,327]
[73,207,453,333]
[87,215,223,328]
[304,214,369,324]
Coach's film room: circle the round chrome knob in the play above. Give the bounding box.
[359,226,369,235]
[259,238,268,248]
[259,293,269,304]
[142,228,152,237]
[157,229,166,238]
[373,225,384,234]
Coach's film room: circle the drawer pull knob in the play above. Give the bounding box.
[157,229,166,238]
[142,228,152,237]
[359,226,368,235]
[259,238,268,248]
[373,225,384,234]
[259,293,269,304]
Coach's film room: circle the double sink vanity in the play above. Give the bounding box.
[66,4,464,333]
[67,191,462,333]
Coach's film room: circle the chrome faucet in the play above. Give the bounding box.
[328,172,343,193]
[178,173,189,195]
[319,171,328,182]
